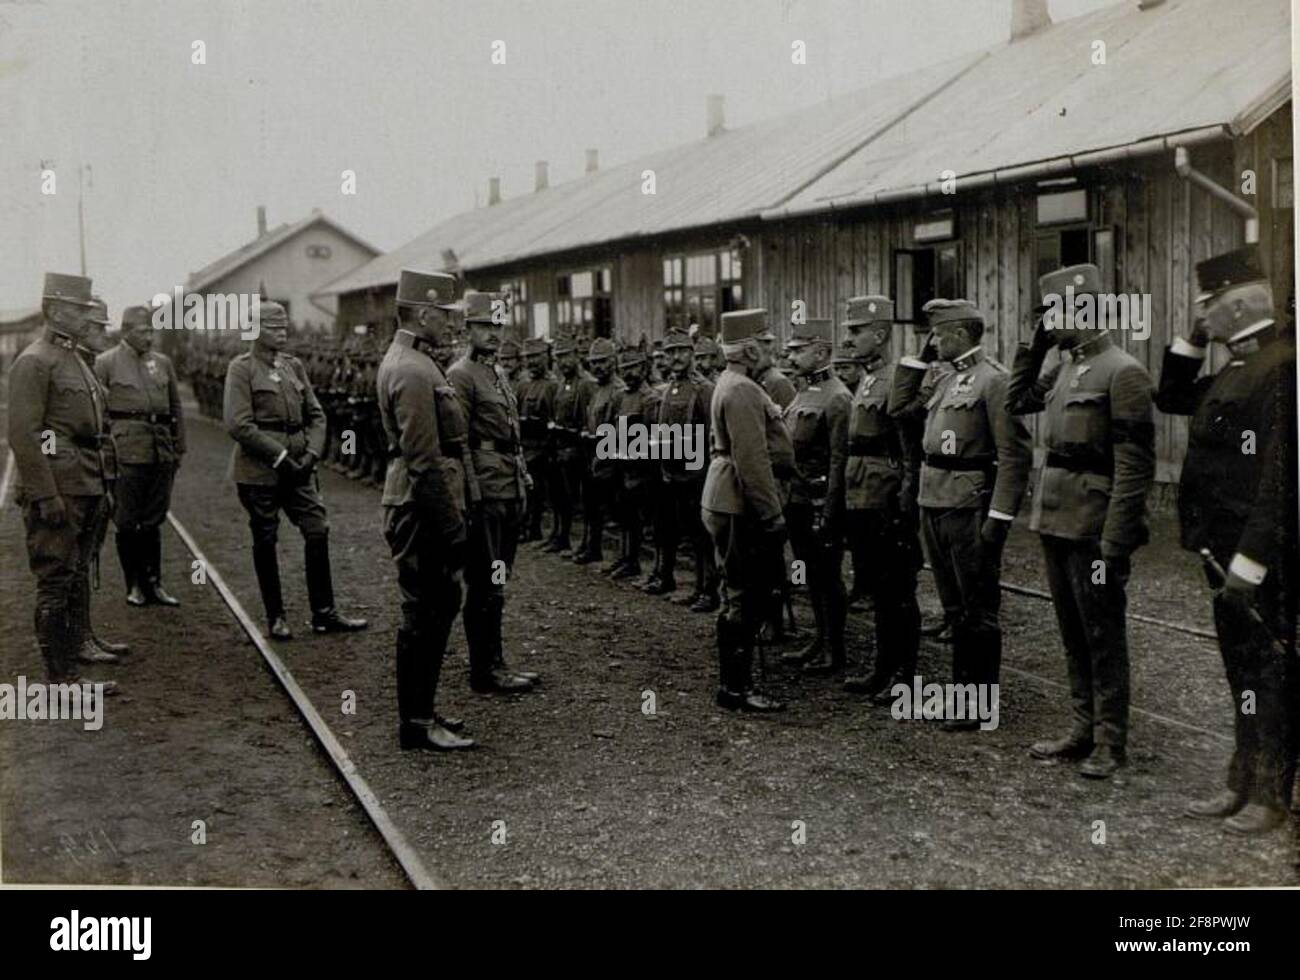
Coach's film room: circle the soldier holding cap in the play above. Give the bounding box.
[224,301,368,640]
[1007,264,1155,775]
[448,291,540,693]
[573,337,621,567]
[95,303,185,607]
[547,333,594,556]
[376,270,475,750]
[648,326,717,609]
[516,337,558,545]
[8,273,118,691]
[838,296,923,699]
[779,317,851,676]
[892,299,1031,730]
[702,308,795,713]
[1156,245,1296,829]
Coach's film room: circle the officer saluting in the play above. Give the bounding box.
[1156,245,1297,832]
[95,304,185,607]
[892,299,1032,730]
[223,301,368,640]
[1008,265,1156,777]
[377,270,475,751]
[8,273,118,691]
[839,296,922,699]
[703,309,795,713]
[448,291,539,693]
[780,317,851,676]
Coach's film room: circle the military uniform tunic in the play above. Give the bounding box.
[892,346,1032,689]
[8,328,108,680]
[95,341,184,530]
[1156,325,1297,805]
[1008,331,1155,749]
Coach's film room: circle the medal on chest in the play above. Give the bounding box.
[1070,364,1091,390]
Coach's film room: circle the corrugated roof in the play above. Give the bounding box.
[187,210,381,292]
[321,0,1289,294]
[769,0,1290,218]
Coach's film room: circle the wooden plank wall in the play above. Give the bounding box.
[745,138,1292,479]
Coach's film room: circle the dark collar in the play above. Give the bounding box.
[951,347,985,372]
[1066,330,1112,362]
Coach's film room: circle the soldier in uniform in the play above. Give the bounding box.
[8,273,118,691]
[223,301,368,640]
[831,340,868,607]
[892,299,1032,730]
[605,340,657,581]
[497,337,522,392]
[1008,265,1156,775]
[96,304,185,607]
[650,339,667,386]
[547,334,592,556]
[703,309,794,712]
[377,270,474,751]
[75,298,131,665]
[779,317,851,675]
[694,334,721,383]
[648,327,717,609]
[838,297,923,699]
[1156,246,1296,828]
[516,337,557,544]
[573,337,620,566]
[448,291,539,693]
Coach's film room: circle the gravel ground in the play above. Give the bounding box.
[1,395,1294,888]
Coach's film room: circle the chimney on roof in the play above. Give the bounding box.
[585,148,599,174]
[1009,0,1052,41]
[488,176,502,206]
[256,205,267,237]
[534,160,549,192]
[706,94,726,137]
[1137,0,1166,9]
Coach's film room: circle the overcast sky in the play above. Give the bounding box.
[1,0,1124,317]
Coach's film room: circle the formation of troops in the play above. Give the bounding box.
[7,241,1296,858]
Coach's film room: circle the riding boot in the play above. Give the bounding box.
[142,526,180,605]
[252,539,285,622]
[303,533,337,615]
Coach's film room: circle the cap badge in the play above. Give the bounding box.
[1073,274,1085,287]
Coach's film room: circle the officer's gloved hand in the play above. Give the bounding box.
[919,334,939,364]
[1099,540,1132,581]
[36,495,67,527]
[296,451,319,481]
[1188,315,1210,349]
[276,454,307,484]
[980,515,1010,549]
[1029,316,1056,359]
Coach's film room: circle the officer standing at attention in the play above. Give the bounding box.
[224,301,368,640]
[648,326,717,610]
[892,299,1031,730]
[516,337,557,545]
[448,291,540,694]
[838,296,922,699]
[547,333,594,556]
[779,317,851,676]
[8,273,118,691]
[1156,245,1296,829]
[1007,265,1155,775]
[96,304,185,607]
[702,309,794,713]
[376,270,474,751]
[574,337,621,567]
[75,297,131,666]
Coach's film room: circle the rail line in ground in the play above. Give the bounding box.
[165,509,442,890]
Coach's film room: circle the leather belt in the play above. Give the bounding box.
[924,453,995,472]
[71,433,108,449]
[108,410,174,423]
[259,421,303,433]
[848,436,895,458]
[470,437,517,453]
[1044,451,1113,478]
